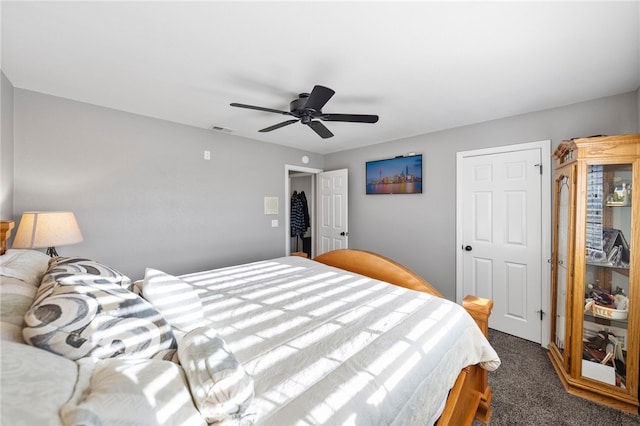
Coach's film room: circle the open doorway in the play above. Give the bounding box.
[285,165,322,258]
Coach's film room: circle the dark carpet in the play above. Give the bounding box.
[473,329,640,426]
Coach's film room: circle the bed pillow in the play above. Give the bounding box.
[143,268,206,332]
[1,340,78,425]
[0,249,50,285]
[0,277,38,343]
[178,326,254,423]
[23,275,177,361]
[40,256,133,292]
[61,357,207,426]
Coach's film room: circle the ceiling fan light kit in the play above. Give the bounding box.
[231,85,378,139]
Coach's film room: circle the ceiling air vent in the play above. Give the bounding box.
[210,125,233,133]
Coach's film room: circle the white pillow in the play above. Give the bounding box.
[178,326,255,424]
[0,249,50,285]
[143,268,206,332]
[60,357,207,426]
[1,340,78,425]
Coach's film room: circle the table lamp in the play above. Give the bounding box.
[12,211,83,257]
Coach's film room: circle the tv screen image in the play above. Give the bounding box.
[366,154,422,194]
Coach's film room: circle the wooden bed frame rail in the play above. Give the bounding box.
[313,249,494,425]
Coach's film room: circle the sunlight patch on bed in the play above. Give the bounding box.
[246,344,299,375]
[228,333,264,353]
[262,289,306,306]
[284,294,324,310]
[256,356,342,412]
[236,283,285,300]
[278,271,340,290]
[233,308,284,330]
[338,286,378,303]
[141,364,180,406]
[290,322,342,350]
[335,304,375,324]
[368,348,421,406]
[156,392,203,426]
[256,315,310,340]
[308,371,372,424]
[246,321,343,376]
[308,299,348,317]
[294,275,344,294]
[404,304,465,356]
[255,320,403,421]
[183,262,303,286]
[203,299,262,321]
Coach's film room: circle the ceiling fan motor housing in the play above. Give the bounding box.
[290,93,311,115]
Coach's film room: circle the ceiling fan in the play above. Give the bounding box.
[230,85,378,139]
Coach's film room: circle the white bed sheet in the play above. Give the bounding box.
[179,256,500,425]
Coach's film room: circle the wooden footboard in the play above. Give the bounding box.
[313,249,494,425]
[438,296,494,425]
[313,248,444,298]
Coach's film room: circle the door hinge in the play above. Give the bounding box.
[534,163,543,174]
[536,309,546,321]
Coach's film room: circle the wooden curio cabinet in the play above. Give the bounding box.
[549,134,640,414]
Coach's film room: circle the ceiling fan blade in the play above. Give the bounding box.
[321,113,379,123]
[304,85,335,112]
[230,103,292,116]
[308,121,334,139]
[259,119,299,132]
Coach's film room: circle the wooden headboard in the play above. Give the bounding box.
[0,220,15,255]
[313,248,444,298]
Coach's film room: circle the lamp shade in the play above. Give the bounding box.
[12,211,83,250]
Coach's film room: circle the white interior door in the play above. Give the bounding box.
[456,142,550,344]
[317,169,348,256]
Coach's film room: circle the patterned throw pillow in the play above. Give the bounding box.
[36,257,134,304]
[23,276,176,361]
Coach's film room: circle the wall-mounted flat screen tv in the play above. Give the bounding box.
[366,154,422,194]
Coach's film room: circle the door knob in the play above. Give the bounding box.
[464,245,472,251]
[340,232,349,236]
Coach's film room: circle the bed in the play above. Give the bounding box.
[0,220,499,425]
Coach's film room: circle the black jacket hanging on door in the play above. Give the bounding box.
[291,191,309,238]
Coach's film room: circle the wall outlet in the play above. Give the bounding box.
[204,150,211,160]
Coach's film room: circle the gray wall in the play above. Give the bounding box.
[1,71,15,219]
[12,89,323,279]
[325,91,639,300]
[6,82,639,297]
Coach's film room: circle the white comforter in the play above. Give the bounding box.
[179,256,500,425]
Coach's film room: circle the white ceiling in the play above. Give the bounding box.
[2,1,639,154]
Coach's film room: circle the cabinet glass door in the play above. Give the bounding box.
[581,163,632,388]
[553,173,571,359]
